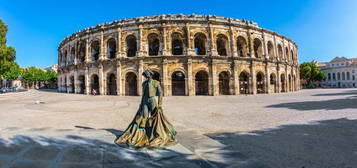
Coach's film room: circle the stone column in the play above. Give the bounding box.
[85,39,90,62]
[250,61,256,94]
[277,65,281,93]
[138,59,144,96]
[162,25,170,56]
[262,31,268,60]
[74,70,78,94]
[208,24,217,56]
[57,73,61,92]
[66,74,70,94]
[99,63,104,95]
[116,61,122,96]
[211,60,218,96]
[74,42,78,65]
[138,25,144,56]
[185,23,194,55]
[233,60,240,95]
[117,28,122,58]
[187,58,194,96]
[247,29,254,58]
[162,58,169,96]
[265,63,270,94]
[100,31,105,60]
[85,66,90,95]
[229,26,238,57]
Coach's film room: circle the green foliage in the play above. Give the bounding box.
[0,19,16,79]
[299,62,326,88]
[22,66,57,83]
[3,61,22,80]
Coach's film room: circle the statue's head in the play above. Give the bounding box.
[142,69,153,79]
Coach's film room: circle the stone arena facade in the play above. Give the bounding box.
[57,14,300,96]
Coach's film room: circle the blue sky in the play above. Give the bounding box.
[0,0,356,68]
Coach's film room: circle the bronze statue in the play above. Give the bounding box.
[115,69,177,148]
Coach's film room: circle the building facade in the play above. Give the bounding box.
[57,14,300,96]
[318,57,357,88]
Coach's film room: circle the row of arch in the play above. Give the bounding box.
[61,70,297,96]
[327,72,356,81]
[60,32,297,66]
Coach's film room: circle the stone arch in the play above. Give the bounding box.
[194,33,207,55]
[77,41,86,63]
[218,71,230,95]
[70,47,75,64]
[280,73,286,92]
[107,73,117,95]
[90,74,100,95]
[172,71,186,96]
[107,38,116,59]
[288,74,292,91]
[63,50,67,65]
[148,33,160,56]
[256,71,265,94]
[267,41,275,60]
[253,38,263,58]
[125,72,138,96]
[270,73,277,93]
[237,36,247,57]
[290,50,294,62]
[91,40,100,61]
[70,76,75,93]
[285,47,289,61]
[78,75,85,94]
[277,44,283,60]
[126,35,137,57]
[195,70,209,95]
[216,34,228,56]
[171,32,184,55]
[239,71,250,94]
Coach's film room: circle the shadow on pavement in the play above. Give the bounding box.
[312,89,357,97]
[206,118,357,168]
[0,133,213,168]
[266,96,357,111]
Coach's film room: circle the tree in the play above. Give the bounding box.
[0,19,16,80]
[3,61,22,80]
[300,62,326,88]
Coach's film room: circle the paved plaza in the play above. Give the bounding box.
[0,89,357,168]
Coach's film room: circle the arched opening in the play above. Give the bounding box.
[239,71,250,94]
[328,73,331,81]
[91,74,100,95]
[342,72,346,80]
[333,73,336,80]
[91,41,100,61]
[290,50,294,62]
[267,41,275,60]
[270,73,277,93]
[337,72,341,80]
[70,47,75,64]
[347,72,350,80]
[195,70,209,95]
[216,34,228,56]
[78,75,85,94]
[285,47,289,61]
[256,72,265,94]
[237,36,247,57]
[194,33,207,55]
[148,33,160,56]
[172,71,186,96]
[70,76,75,93]
[63,51,67,66]
[78,41,86,63]
[126,35,137,57]
[293,75,296,91]
[281,74,286,92]
[278,44,283,60]
[107,38,117,59]
[219,71,230,95]
[253,38,263,58]
[152,71,161,82]
[125,72,137,96]
[172,32,184,55]
[107,73,117,95]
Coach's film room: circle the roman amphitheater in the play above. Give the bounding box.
[57,14,300,96]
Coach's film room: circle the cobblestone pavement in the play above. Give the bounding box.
[0,89,357,167]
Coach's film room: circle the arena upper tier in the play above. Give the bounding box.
[57,14,300,96]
